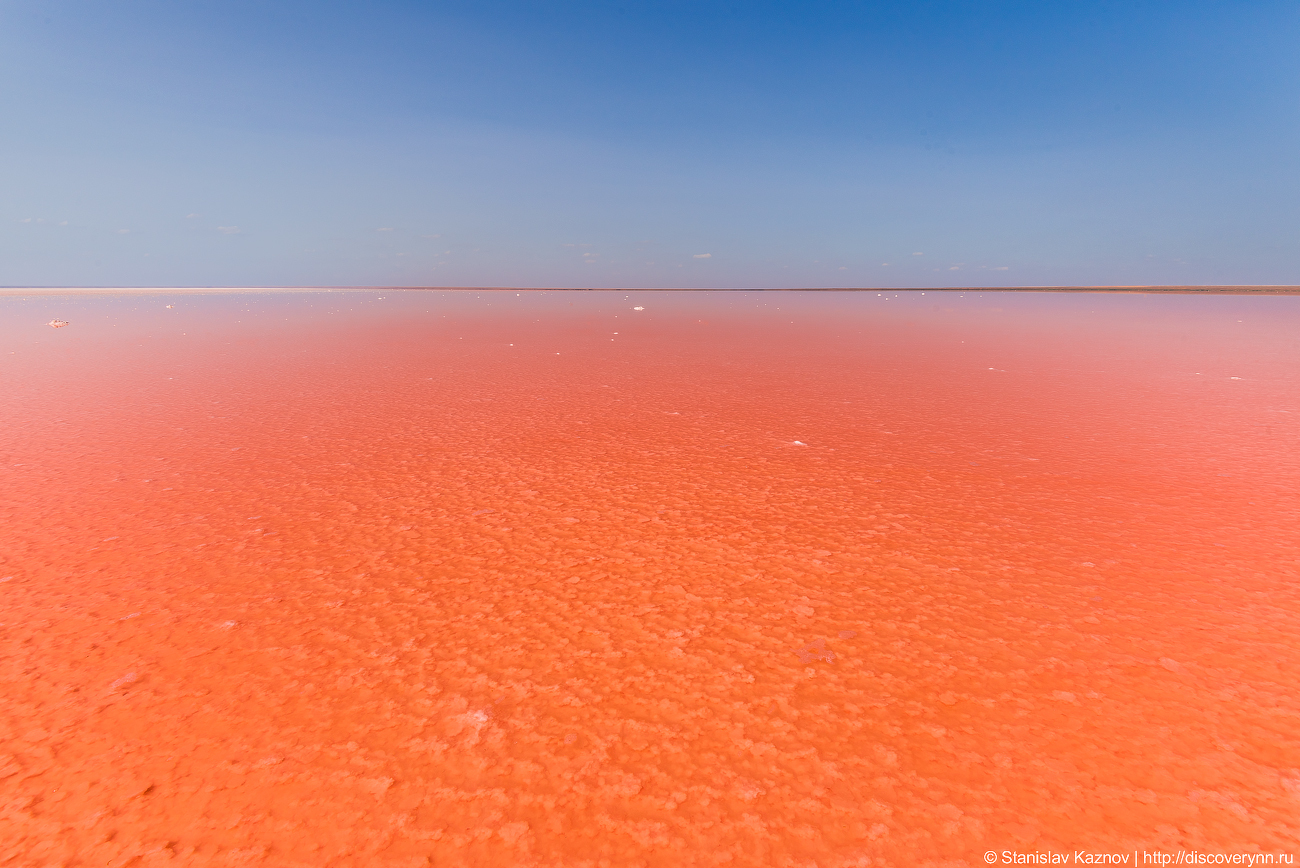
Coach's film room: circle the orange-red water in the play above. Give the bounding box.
[2,290,1298,867]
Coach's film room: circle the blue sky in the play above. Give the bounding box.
[2,1,1297,288]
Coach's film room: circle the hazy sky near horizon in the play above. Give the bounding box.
[3,1,1298,288]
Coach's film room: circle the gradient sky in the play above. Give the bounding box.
[2,0,1297,288]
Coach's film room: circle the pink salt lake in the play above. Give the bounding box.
[2,289,1297,866]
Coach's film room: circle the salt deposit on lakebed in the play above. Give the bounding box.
[2,289,1297,866]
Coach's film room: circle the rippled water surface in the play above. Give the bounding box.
[3,289,1298,866]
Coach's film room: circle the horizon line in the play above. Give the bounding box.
[3,284,1300,295]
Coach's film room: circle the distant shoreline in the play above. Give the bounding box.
[3,285,1299,295]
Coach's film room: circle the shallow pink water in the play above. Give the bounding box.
[2,290,1298,866]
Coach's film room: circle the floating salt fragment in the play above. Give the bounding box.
[47,320,69,328]
[111,672,138,689]
[793,440,808,446]
[633,306,644,310]
[795,638,834,663]
[121,612,140,620]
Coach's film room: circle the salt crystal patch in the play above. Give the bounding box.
[795,638,835,663]
[111,672,138,690]
[360,776,393,796]
[1052,691,1078,703]
[1160,657,1184,673]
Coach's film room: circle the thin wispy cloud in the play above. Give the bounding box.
[217,226,241,234]
[693,253,711,259]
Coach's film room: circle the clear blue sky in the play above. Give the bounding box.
[2,1,1297,288]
